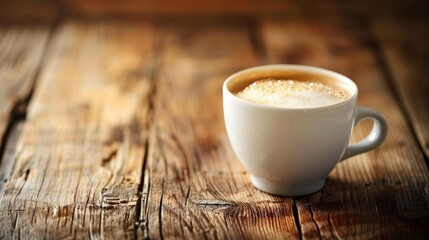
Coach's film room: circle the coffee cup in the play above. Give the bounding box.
[223,64,388,196]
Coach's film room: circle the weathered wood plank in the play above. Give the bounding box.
[0,25,50,152]
[371,17,429,159]
[260,19,429,238]
[2,16,428,239]
[0,20,155,239]
[136,20,300,239]
[0,25,49,207]
[0,124,23,204]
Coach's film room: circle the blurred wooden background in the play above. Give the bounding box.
[1,0,428,20]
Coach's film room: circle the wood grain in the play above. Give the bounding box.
[0,124,23,205]
[371,17,429,159]
[1,15,428,240]
[260,18,429,238]
[0,20,155,239]
[136,19,300,239]
[0,25,50,174]
[0,25,50,153]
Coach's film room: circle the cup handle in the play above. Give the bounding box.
[341,107,388,161]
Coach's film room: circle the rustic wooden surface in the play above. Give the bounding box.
[1,3,429,240]
[371,17,429,159]
[260,18,429,238]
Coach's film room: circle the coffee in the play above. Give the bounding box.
[235,79,349,108]
[224,65,387,196]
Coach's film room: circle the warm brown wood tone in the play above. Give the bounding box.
[63,0,296,16]
[260,18,429,238]
[2,0,428,21]
[137,19,299,239]
[1,3,429,239]
[372,17,429,159]
[0,0,58,22]
[0,21,155,239]
[0,25,50,150]
[0,124,23,210]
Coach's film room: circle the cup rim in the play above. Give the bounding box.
[223,64,358,111]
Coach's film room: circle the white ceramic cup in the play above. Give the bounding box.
[223,64,388,196]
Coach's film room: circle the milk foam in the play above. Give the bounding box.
[236,79,348,108]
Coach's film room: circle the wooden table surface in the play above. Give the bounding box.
[1,2,429,239]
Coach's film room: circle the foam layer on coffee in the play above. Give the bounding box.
[236,79,348,108]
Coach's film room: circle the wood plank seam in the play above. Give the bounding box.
[0,21,57,204]
[1,16,427,239]
[291,199,303,240]
[135,20,303,239]
[242,20,299,238]
[0,20,157,238]
[367,21,429,169]
[247,17,305,239]
[134,28,162,239]
[0,14,62,161]
[259,17,429,238]
[0,99,28,170]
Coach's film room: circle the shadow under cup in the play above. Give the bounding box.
[223,65,359,196]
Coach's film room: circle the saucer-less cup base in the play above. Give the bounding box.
[251,175,326,196]
[223,65,388,197]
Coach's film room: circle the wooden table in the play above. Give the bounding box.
[1,2,429,239]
